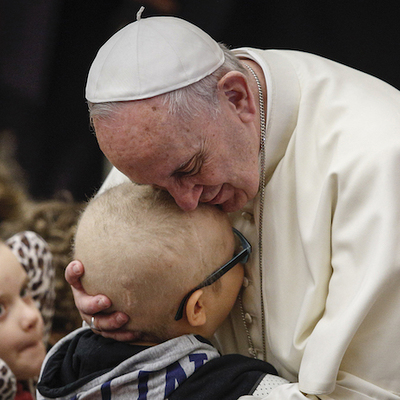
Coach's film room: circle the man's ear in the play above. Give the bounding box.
[185,289,207,327]
[217,71,256,123]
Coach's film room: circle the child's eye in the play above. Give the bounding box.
[0,304,5,319]
[20,285,29,298]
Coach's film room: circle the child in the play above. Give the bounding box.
[0,231,54,400]
[37,183,287,400]
[0,162,84,342]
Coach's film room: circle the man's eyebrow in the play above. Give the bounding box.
[171,152,204,177]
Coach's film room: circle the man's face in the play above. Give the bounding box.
[95,97,261,212]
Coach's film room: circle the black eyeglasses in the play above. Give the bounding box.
[174,228,251,320]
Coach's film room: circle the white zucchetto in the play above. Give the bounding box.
[85,11,225,103]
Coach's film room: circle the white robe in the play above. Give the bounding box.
[100,49,400,399]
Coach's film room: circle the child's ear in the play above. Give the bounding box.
[185,289,207,327]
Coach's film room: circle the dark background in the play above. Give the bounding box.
[1,0,399,202]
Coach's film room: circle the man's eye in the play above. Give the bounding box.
[177,166,197,177]
[175,158,202,178]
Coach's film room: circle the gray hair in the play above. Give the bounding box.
[88,43,247,123]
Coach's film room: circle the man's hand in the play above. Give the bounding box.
[65,260,136,341]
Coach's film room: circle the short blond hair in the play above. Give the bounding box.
[74,183,234,338]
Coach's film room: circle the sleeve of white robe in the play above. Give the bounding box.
[296,136,400,398]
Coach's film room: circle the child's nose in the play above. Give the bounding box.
[19,297,42,331]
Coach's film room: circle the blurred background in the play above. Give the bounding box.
[1,0,399,203]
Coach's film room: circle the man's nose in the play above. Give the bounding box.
[168,184,203,211]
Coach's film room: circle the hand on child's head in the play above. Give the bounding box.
[0,243,46,380]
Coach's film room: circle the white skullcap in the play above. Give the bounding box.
[85,10,225,103]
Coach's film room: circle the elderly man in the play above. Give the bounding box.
[65,10,400,400]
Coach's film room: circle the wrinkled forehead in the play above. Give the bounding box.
[95,99,191,146]
[94,101,201,183]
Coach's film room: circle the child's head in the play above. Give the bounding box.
[0,242,46,380]
[74,183,248,342]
